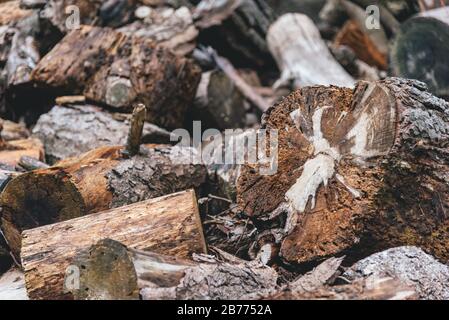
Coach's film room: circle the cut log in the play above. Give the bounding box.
[191,70,245,130]
[31,26,201,128]
[193,0,276,68]
[69,238,277,300]
[118,5,198,56]
[266,13,354,89]
[32,104,171,163]
[334,20,388,70]
[0,268,28,300]
[237,78,449,265]
[344,246,449,300]
[0,118,30,141]
[20,190,207,300]
[1,144,207,258]
[390,7,449,99]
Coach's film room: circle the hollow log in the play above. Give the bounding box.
[390,7,449,99]
[31,26,201,129]
[32,104,171,163]
[1,144,207,258]
[69,238,278,300]
[20,190,207,300]
[237,77,449,265]
[267,13,354,89]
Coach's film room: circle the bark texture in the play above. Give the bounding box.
[237,78,449,265]
[32,104,171,163]
[69,238,278,300]
[1,144,207,258]
[31,25,201,128]
[344,246,449,300]
[21,190,207,300]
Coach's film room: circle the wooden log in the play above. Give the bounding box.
[0,1,32,26]
[0,118,30,141]
[123,103,146,157]
[69,238,277,300]
[334,20,388,70]
[266,13,354,89]
[390,7,449,99]
[118,5,198,56]
[193,0,276,68]
[1,144,207,258]
[18,155,49,171]
[265,0,327,23]
[20,190,207,300]
[31,25,201,129]
[0,137,44,166]
[32,104,171,163]
[237,78,449,265]
[191,70,245,130]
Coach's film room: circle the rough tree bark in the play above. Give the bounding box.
[69,238,278,300]
[1,144,207,258]
[237,78,449,265]
[391,7,449,99]
[32,104,171,163]
[31,26,201,128]
[267,13,354,89]
[21,190,207,300]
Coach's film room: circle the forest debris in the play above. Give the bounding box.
[267,13,354,89]
[0,268,28,300]
[237,78,449,265]
[18,155,49,171]
[1,145,207,258]
[124,103,146,157]
[21,190,207,300]
[69,238,278,300]
[32,104,171,163]
[344,246,449,300]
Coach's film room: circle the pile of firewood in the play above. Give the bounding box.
[0,0,449,300]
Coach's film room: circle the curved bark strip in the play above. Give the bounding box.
[267,13,354,89]
[32,104,171,163]
[21,190,207,300]
[31,26,201,128]
[390,7,449,99]
[237,78,449,265]
[1,144,207,258]
[69,239,278,300]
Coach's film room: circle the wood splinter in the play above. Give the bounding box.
[124,103,146,157]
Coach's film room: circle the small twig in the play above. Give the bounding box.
[124,103,146,157]
[208,194,232,203]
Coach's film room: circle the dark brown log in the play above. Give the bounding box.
[124,104,146,157]
[334,20,388,70]
[1,144,207,258]
[118,5,198,56]
[267,13,354,89]
[237,78,449,265]
[31,25,201,128]
[69,238,278,300]
[32,104,171,163]
[193,0,276,68]
[390,7,449,99]
[191,70,245,130]
[20,190,207,300]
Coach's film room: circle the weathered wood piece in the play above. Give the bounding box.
[0,268,28,300]
[391,7,449,99]
[267,13,354,89]
[0,118,30,141]
[69,239,277,300]
[334,20,387,70]
[237,78,449,265]
[1,145,207,257]
[21,190,207,300]
[344,246,449,300]
[0,137,44,166]
[32,104,171,163]
[31,26,201,128]
[124,104,146,157]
